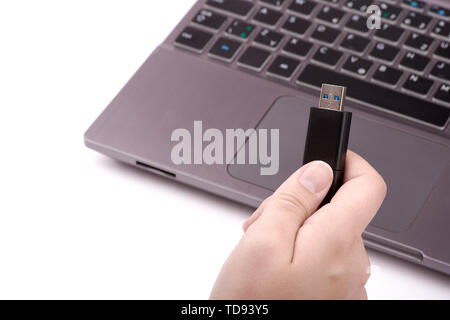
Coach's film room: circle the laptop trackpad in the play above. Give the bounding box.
[228,96,450,233]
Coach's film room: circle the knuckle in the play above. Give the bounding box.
[274,191,311,217]
[325,263,349,290]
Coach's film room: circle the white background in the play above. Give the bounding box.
[0,0,449,299]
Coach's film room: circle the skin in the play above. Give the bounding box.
[210,151,387,300]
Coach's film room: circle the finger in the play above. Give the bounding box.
[243,197,270,232]
[249,161,333,246]
[309,151,387,237]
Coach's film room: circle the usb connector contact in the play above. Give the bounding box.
[303,84,353,205]
[318,84,346,112]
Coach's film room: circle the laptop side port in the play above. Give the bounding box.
[136,161,176,179]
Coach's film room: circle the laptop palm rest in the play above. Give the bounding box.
[228,96,450,233]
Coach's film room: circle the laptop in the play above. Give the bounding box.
[85,0,450,274]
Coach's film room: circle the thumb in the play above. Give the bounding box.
[248,161,333,245]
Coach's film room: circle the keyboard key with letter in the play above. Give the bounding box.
[432,20,450,39]
[261,0,286,7]
[430,61,450,81]
[342,55,373,77]
[434,83,450,104]
[372,64,403,86]
[403,73,434,95]
[311,24,341,44]
[369,42,400,62]
[400,51,430,71]
[340,33,370,52]
[379,2,402,22]
[282,15,311,35]
[297,64,450,127]
[283,37,313,57]
[206,0,254,17]
[253,7,283,26]
[404,32,434,52]
[288,0,317,16]
[267,55,300,79]
[344,0,373,13]
[345,14,370,33]
[402,11,432,31]
[317,5,346,25]
[435,41,450,60]
[375,23,404,43]
[313,46,343,66]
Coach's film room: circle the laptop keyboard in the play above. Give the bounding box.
[175,0,450,129]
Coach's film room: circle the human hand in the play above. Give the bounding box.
[210,151,387,300]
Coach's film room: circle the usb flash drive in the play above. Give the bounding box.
[303,84,352,205]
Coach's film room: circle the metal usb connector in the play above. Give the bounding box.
[319,84,346,112]
[303,83,353,205]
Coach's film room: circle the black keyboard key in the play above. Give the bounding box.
[313,46,343,66]
[192,10,227,30]
[253,7,283,26]
[369,42,400,62]
[297,64,450,127]
[402,11,432,31]
[403,73,433,95]
[311,24,340,44]
[238,46,271,70]
[430,61,450,81]
[340,33,370,52]
[345,14,369,33]
[209,37,242,61]
[402,0,426,10]
[288,0,317,16]
[323,0,341,4]
[175,27,213,52]
[317,5,346,25]
[226,19,255,39]
[404,32,434,52]
[283,37,313,57]
[373,64,403,85]
[282,15,311,35]
[342,55,373,76]
[344,0,373,13]
[429,5,450,18]
[375,23,404,42]
[267,55,300,79]
[379,2,402,22]
[400,51,429,71]
[261,0,286,7]
[434,83,450,104]
[254,28,284,48]
[432,20,450,39]
[435,41,450,60]
[206,0,254,17]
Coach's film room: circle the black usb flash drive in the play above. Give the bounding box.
[303,84,352,205]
